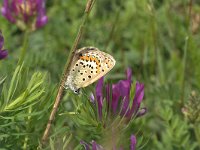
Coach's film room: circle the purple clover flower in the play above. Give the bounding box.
[130,135,137,150]
[0,31,8,60]
[93,68,146,120]
[80,134,137,150]
[80,140,104,150]
[1,0,48,29]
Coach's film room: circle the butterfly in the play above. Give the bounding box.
[64,47,116,94]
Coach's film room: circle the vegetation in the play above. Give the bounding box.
[0,0,200,149]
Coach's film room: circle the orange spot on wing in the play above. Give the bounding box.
[80,56,90,61]
[80,55,100,73]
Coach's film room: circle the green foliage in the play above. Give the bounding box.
[0,65,50,149]
[153,103,198,150]
[183,92,200,124]
[0,0,200,149]
[1,65,45,111]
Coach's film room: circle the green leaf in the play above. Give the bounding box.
[6,65,23,104]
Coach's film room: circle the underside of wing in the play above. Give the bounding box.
[65,47,116,91]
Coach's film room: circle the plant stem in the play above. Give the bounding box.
[180,36,188,106]
[23,107,32,150]
[105,9,120,50]
[180,0,192,105]
[41,0,96,146]
[18,30,29,65]
[193,123,200,146]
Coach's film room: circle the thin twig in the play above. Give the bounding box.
[41,0,96,146]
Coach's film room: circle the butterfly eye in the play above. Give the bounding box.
[74,89,80,94]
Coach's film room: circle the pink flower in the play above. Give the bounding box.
[0,31,8,60]
[1,0,48,29]
[93,68,146,120]
[80,134,137,150]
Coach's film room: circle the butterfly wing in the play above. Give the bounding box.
[65,47,115,93]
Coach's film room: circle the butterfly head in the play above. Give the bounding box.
[74,88,80,94]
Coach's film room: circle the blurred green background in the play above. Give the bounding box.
[0,0,200,149]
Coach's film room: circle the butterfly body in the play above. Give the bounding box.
[64,47,115,93]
